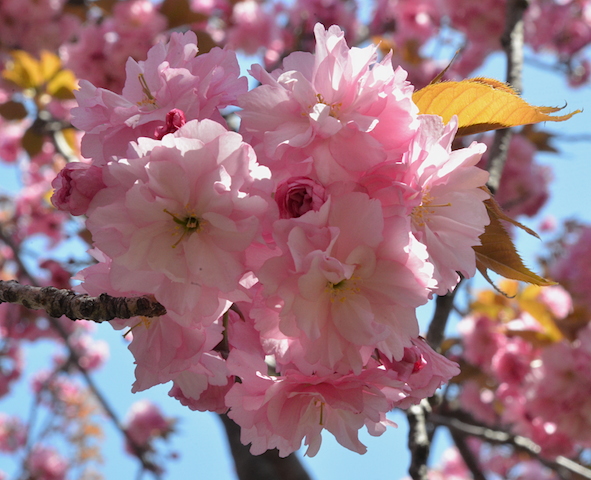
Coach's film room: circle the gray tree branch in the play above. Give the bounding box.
[431,413,591,480]
[0,279,166,322]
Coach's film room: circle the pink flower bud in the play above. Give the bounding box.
[51,163,105,216]
[275,176,326,218]
[154,108,187,139]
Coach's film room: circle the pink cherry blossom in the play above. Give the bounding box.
[238,23,419,184]
[123,400,175,453]
[550,225,591,312]
[86,120,268,305]
[0,414,26,453]
[26,445,68,480]
[0,0,80,54]
[256,192,430,372]
[226,350,402,457]
[62,0,167,92]
[363,116,489,294]
[71,30,247,164]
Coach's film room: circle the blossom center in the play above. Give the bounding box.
[163,207,202,248]
[411,190,451,228]
[327,277,360,303]
[315,93,342,118]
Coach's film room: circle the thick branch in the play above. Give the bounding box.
[486,0,530,193]
[0,280,166,322]
[431,413,591,480]
[218,414,312,480]
[406,400,432,480]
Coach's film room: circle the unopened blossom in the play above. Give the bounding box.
[275,176,327,218]
[51,162,105,216]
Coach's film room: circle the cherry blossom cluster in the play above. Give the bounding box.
[406,442,561,480]
[50,24,496,456]
[456,282,591,458]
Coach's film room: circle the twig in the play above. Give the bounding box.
[0,229,164,476]
[448,430,487,480]
[406,399,432,480]
[426,280,461,351]
[430,413,591,480]
[486,0,530,193]
[0,280,167,322]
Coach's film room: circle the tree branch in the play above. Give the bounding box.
[448,429,487,480]
[430,413,591,480]
[218,414,312,480]
[486,0,530,193]
[0,280,166,322]
[406,399,432,480]
[0,228,165,475]
[426,281,461,351]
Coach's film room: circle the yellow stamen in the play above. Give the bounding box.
[137,73,158,107]
[123,316,154,338]
[411,190,452,228]
[163,207,201,248]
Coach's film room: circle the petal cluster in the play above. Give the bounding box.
[67,24,489,458]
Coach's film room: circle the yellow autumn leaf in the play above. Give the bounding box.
[39,51,62,84]
[2,50,43,89]
[474,197,555,288]
[47,69,77,99]
[413,77,581,136]
[515,285,564,343]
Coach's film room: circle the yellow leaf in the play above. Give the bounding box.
[46,69,77,99]
[2,50,43,89]
[39,51,62,84]
[517,285,564,343]
[412,77,581,136]
[474,197,555,287]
